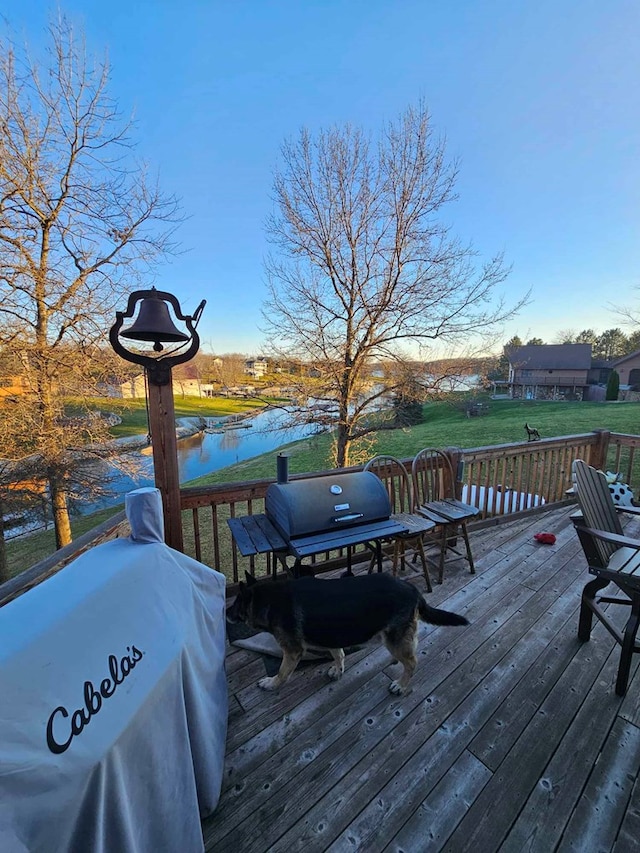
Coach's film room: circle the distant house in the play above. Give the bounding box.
[503,344,605,401]
[101,365,206,399]
[611,349,640,395]
[244,357,268,379]
[172,364,202,397]
[98,374,146,399]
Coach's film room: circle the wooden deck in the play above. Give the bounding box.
[203,505,640,852]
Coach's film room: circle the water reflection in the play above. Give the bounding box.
[219,429,241,452]
[77,406,316,516]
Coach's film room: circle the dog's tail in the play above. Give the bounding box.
[418,598,468,627]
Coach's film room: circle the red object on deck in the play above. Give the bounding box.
[534,532,556,545]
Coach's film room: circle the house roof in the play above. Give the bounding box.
[505,344,592,370]
[612,348,640,367]
[173,364,200,381]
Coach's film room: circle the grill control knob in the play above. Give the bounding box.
[330,484,343,495]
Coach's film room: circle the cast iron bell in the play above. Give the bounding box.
[121,288,189,351]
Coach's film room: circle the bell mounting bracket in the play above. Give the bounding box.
[109,288,206,386]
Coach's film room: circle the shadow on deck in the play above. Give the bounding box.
[203,505,640,852]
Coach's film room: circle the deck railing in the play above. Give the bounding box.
[605,432,640,485]
[4,429,639,602]
[179,430,630,585]
[511,375,589,387]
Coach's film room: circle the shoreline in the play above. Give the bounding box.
[5,407,274,542]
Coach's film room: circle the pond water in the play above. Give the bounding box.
[75,406,319,516]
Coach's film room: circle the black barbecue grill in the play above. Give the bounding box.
[227,461,409,575]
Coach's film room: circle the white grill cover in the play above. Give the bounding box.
[0,488,227,853]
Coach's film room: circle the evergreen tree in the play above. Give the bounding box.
[624,329,640,354]
[596,329,627,361]
[392,392,424,427]
[606,370,620,401]
[576,329,599,346]
[491,335,523,381]
[505,335,523,348]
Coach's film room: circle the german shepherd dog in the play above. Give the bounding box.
[226,573,468,695]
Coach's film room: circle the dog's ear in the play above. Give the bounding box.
[245,571,257,587]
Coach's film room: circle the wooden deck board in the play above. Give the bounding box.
[614,762,640,852]
[442,624,626,851]
[557,716,640,852]
[203,504,640,853]
[380,749,492,853]
[323,561,603,851]
[502,645,637,851]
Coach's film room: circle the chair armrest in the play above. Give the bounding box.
[617,505,640,517]
[574,523,640,550]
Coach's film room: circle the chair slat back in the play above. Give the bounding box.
[411,448,453,507]
[364,455,413,514]
[572,459,623,566]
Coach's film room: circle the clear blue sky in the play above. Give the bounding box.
[4,0,640,355]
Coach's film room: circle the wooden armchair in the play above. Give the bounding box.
[571,459,640,696]
[363,455,435,592]
[411,448,480,584]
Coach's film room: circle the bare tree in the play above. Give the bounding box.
[553,329,577,345]
[0,16,180,548]
[0,380,44,581]
[263,103,525,466]
[213,353,248,390]
[610,285,640,331]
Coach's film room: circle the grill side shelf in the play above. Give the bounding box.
[227,514,287,556]
[288,519,408,558]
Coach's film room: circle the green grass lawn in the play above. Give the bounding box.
[66,395,276,438]
[4,395,278,579]
[187,398,640,486]
[3,505,124,582]
[6,397,640,579]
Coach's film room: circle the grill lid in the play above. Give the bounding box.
[265,471,391,540]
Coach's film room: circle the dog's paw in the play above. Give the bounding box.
[327,664,344,680]
[257,676,280,691]
[388,680,406,695]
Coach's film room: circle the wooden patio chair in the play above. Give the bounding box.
[363,455,435,592]
[411,448,480,584]
[571,459,640,696]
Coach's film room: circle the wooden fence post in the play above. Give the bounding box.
[589,430,611,472]
[445,446,464,500]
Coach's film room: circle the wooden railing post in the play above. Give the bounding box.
[589,430,611,472]
[445,447,464,500]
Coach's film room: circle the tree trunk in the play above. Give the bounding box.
[50,475,72,549]
[335,424,350,468]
